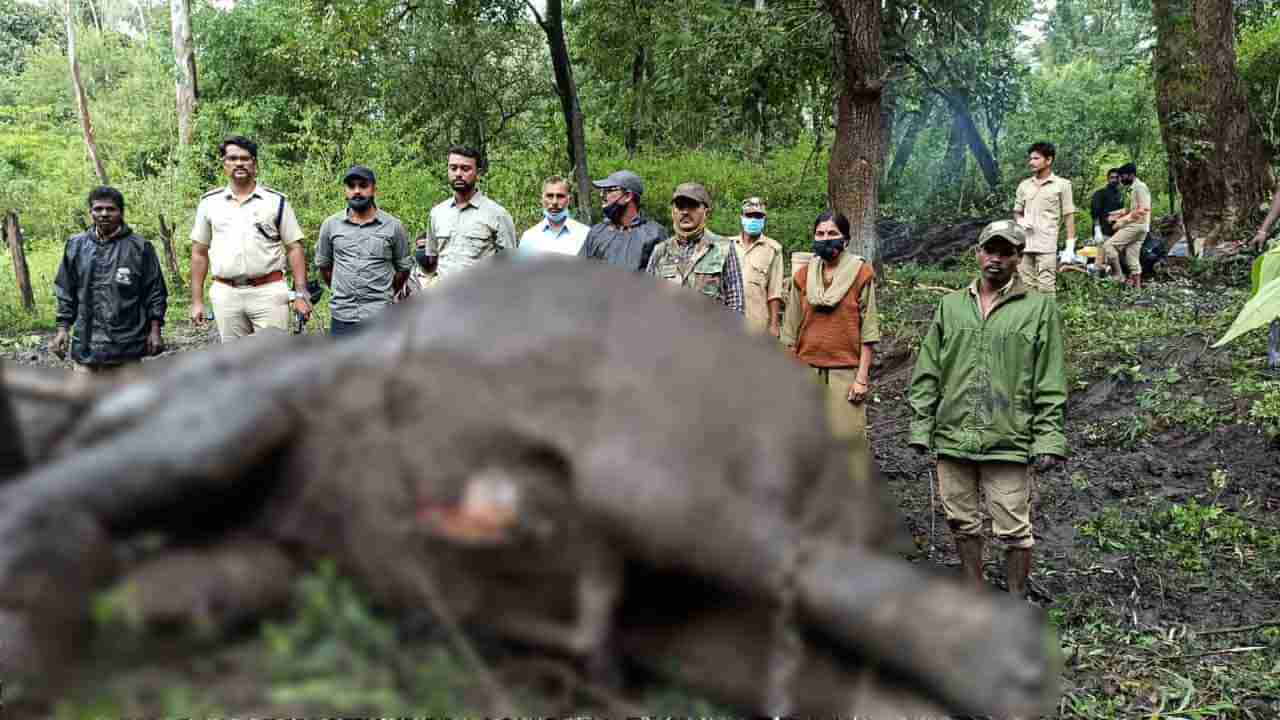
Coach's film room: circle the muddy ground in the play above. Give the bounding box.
[3,261,1279,717]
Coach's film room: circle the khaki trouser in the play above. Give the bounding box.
[936,457,1034,548]
[813,367,869,478]
[209,279,290,342]
[1103,225,1146,279]
[1018,252,1057,295]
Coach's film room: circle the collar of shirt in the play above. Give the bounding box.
[968,275,1017,299]
[541,219,571,237]
[343,208,385,227]
[223,183,265,201]
[450,191,486,211]
[1030,173,1060,188]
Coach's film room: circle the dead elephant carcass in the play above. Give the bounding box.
[0,258,1058,717]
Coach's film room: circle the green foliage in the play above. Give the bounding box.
[0,0,59,77]
[1247,382,1280,440]
[1213,276,1280,348]
[1238,12,1280,152]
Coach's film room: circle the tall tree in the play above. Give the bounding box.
[170,0,197,148]
[527,0,592,224]
[65,0,108,184]
[824,0,883,266]
[1153,0,1273,254]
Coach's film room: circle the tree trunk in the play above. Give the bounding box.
[823,0,883,268]
[942,93,999,192]
[5,211,34,314]
[625,45,646,158]
[157,214,185,292]
[65,0,108,185]
[938,110,965,190]
[1152,0,1273,255]
[170,0,198,149]
[531,0,593,225]
[887,102,929,185]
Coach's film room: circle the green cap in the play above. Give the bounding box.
[977,220,1026,248]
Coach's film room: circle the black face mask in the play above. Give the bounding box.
[348,196,374,212]
[812,238,845,261]
[602,200,628,223]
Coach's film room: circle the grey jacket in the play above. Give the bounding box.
[577,214,667,271]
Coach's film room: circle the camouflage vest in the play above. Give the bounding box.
[651,232,730,302]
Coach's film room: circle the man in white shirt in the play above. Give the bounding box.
[519,176,589,255]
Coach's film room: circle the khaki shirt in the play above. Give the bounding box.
[190,184,304,280]
[733,233,784,334]
[1127,178,1152,232]
[431,192,518,278]
[1014,174,1075,254]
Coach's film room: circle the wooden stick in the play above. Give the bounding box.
[1193,620,1280,637]
[5,211,34,313]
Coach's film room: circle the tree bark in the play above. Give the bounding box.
[941,93,999,192]
[824,0,883,267]
[157,214,185,292]
[170,0,198,149]
[5,211,34,314]
[529,0,593,226]
[65,0,108,185]
[938,110,965,190]
[1152,0,1273,255]
[625,45,646,158]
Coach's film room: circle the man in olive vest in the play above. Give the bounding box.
[645,183,744,313]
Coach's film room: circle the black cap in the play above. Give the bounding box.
[342,165,376,185]
[591,170,644,196]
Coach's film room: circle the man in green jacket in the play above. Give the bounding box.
[907,220,1067,599]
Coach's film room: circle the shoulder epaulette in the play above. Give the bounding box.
[200,188,223,199]
[259,186,286,200]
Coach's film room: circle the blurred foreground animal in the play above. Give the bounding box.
[0,258,1057,717]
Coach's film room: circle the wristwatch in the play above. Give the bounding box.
[288,290,305,302]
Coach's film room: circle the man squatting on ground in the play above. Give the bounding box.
[907,220,1067,598]
[577,170,668,272]
[189,135,312,341]
[52,186,168,373]
[1014,141,1075,295]
[520,176,590,255]
[645,183,745,313]
[781,210,880,472]
[1090,168,1124,250]
[413,145,517,287]
[734,196,785,337]
[314,165,412,336]
[1103,162,1151,289]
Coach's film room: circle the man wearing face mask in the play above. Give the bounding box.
[734,197,784,336]
[577,170,667,271]
[782,210,879,465]
[520,176,589,255]
[907,220,1066,599]
[52,186,168,372]
[645,183,744,313]
[314,166,412,336]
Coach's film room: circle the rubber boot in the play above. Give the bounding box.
[1267,319,1280,371]
[955,536,985,589]
[1006,548,1032,598]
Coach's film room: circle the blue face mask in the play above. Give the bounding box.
[742,216,766,236]
[544,208,569,224]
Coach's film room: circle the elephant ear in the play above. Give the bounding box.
[1252,249,1280,298]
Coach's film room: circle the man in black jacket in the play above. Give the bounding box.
[1090,168,1125,246]
[52,186,167,372]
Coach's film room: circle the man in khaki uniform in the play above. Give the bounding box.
[1013,141,1075,295]
[416,145,517,280]
[190,135,311,341]
[734,197,784,337]
[1103,162,1151,288]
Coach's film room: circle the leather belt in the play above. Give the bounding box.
[213,270,284,288]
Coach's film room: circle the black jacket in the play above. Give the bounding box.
[54,225,167,365]
[1091,185,1125,237]
[577,214,668,272]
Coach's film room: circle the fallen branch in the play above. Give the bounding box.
[915,285,955,293]
[1193,620,1280,637]
[1157,646,1267,662]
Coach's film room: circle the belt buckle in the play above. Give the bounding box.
[232,277,252,288]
